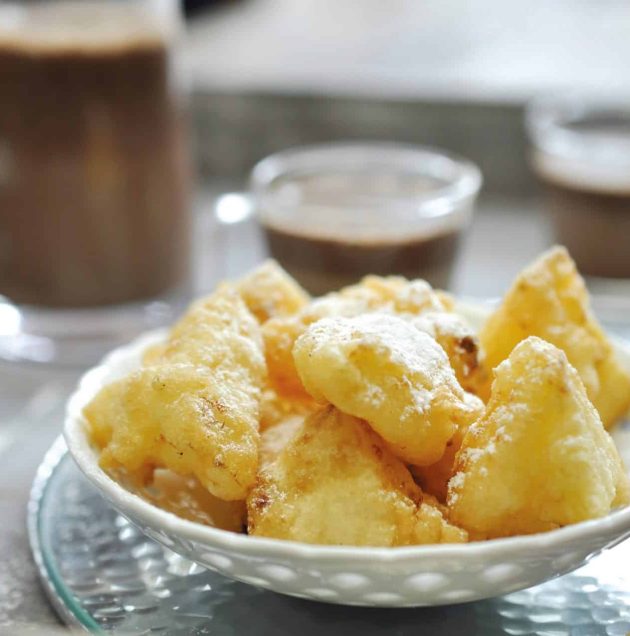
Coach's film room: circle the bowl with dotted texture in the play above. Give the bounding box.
[64,304,630,607]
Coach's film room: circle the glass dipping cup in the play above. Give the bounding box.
[250,142,482,295]
[527,94,630,287]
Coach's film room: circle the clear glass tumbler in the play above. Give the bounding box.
[0,0,191,366]
[250,142,482,295]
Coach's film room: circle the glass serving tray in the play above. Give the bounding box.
[28,437,630,635]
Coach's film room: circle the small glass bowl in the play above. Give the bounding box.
[526,94,630,283]
[250,142,482,295]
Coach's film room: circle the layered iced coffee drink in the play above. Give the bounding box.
[0,1,190,308]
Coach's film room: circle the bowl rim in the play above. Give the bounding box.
[63,310,630,565]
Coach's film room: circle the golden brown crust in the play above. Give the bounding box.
[448,336,630,539]
[231,259,310,324]
[84,286,266,501]
[263,275,487,400]
[293,313,483,466]
[248,406,467,546]
[85,255,629,546]
[479,246,630,425]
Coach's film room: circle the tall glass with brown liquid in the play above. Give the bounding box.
[0,0,191,365]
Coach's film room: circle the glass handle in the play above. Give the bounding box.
[194,192,267,295]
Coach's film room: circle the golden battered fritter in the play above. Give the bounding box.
[448,336,630,539]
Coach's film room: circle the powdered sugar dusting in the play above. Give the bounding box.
[294,310,482,466]
[305,313,456,394]
[412,311,472,341]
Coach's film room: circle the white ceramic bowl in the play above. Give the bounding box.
[64,307,630,608]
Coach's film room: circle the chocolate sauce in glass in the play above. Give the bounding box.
[259,171,465,295]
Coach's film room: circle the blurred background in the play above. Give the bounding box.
[186,0,628,191]
[183,0,630,296]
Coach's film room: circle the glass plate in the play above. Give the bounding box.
[28,438,630,635]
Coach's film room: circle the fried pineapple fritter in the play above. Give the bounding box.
[448,337,630,539]
[85,254,629,546]
[150,287,265,374]
[264,275,485,399]
[85,287,266,501]
[143,261,307,364]
[231,259,310,324]
[293,314,483,466]
[479,246,630,426]
[248,406,467,546]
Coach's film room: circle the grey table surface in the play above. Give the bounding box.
[0,193,563,634]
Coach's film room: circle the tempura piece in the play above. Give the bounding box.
[262,279,388,397]
[142,261,307,365]
[231,259,309,324]
[448,337,630,539]
[149,287,266,375]
[263,317,312,397]
[479,246,630,426]
[130,468,246,531]
[293,314,483,466]
[264,274,485,398]
[85,287,266,501]
[248,406,466,546]
[360,279,487,394]
[343,275,444,314]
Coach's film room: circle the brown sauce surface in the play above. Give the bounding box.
[264,224,462,295]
